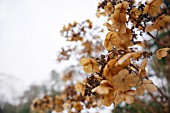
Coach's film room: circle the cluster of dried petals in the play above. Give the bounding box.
[31,0,170,112]
[77,0,170,109]
[136,80,157,96]
[144,0,162,16]
[130,7,142,21]
[57,20,104,62]
[112,69,139,92]
[62,68,74,81]
[100,90,115,106]
[75,81,85,95]
[31,95,57,113]
[114,90,136,105]
[110,1,129,33]
[104,2,114,15]
[115,52,143,67]
[96,10,106,18]
[92,80,113,95]
[31,84,99,113]
[103,59,122,81]
[53,96,64,112]
[153,15,170,30]
[104,28,133,50]
[146,14,170,32]
[73,102,83,112]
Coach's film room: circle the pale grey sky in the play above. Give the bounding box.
[0,0,99,86]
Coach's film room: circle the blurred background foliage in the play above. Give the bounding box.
[0,70,61,113]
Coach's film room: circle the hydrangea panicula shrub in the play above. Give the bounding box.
[31,0,170,113]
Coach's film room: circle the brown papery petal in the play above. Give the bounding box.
[126,90,137,95]
[141,59,147,70]
[125,74,139,86]
[156,48,170,60]
[145,83,157,92]
[80,58,90,66]
[92,85,109,95]
[142,80,153,84]
[124,94,134,104]
[136,85,145,96]
[75,82,84,92]
[116,53,132,66]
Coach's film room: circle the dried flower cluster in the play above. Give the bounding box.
[31,0,170,113]
[31,85,99,113]
[77,0,170,107]
[57,19,104,62]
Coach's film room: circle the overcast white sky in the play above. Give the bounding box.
[0,0,99,86]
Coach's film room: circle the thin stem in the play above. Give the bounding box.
[146,32,164,47]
